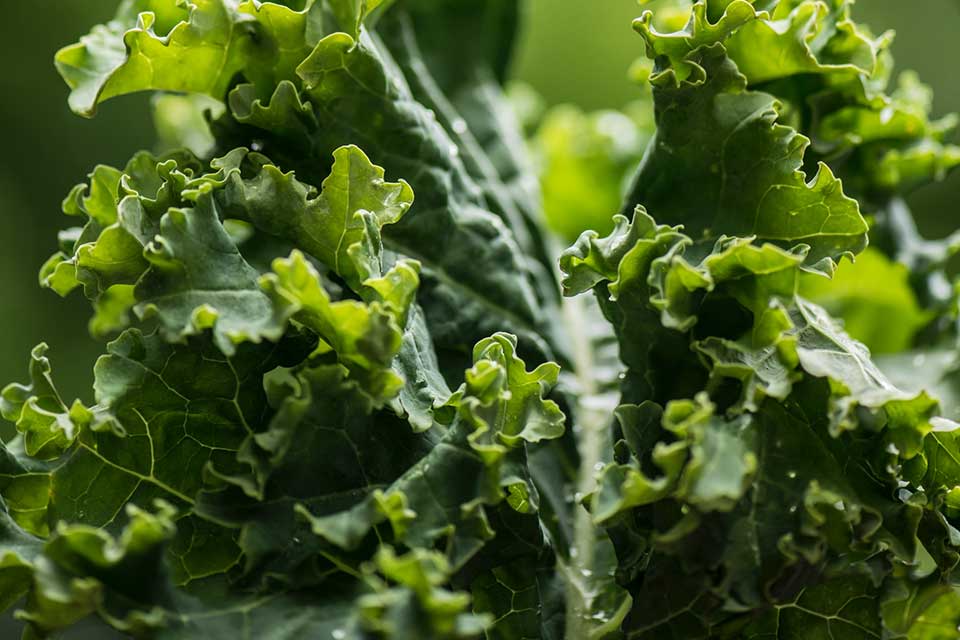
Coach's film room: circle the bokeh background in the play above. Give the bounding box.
[0,0,958,633]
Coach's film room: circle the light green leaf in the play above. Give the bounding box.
[56,0,325,117]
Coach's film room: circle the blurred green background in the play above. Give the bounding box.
[0,0,958,635]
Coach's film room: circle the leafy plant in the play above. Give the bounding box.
[4,0,960,638]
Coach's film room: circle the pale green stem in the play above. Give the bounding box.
[561,290,614,639]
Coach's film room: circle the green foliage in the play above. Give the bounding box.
[556,1,960,637]
[5,0,960,638]
[530,103,654,242]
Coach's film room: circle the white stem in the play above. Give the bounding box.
[561,290,611,638]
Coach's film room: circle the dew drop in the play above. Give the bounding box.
[451,118,468,134]
[786,470,797,479]
[593,462,605,472]
[332,630,346,640]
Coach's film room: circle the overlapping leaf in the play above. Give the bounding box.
[628,0,960,299]
[561,202,960,637]
[20,0,960,638]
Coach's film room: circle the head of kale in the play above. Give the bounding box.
[3,1,960,638]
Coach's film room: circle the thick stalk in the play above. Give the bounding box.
[561,290,621,638]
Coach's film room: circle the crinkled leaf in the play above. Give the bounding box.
[622,44,867,274]
[56,0,326,117]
